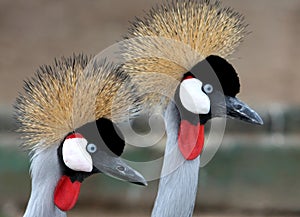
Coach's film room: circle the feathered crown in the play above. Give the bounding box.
[15,54,140,150]
[122,0,248,109]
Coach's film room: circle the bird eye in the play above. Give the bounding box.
[203,84,214,94]
[86,143,97,153]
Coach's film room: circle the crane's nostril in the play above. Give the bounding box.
[234,104,243,111]
[117,166,125,172]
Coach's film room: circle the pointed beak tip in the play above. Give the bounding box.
[225,96,264,126]
[242,112,264,126]
[131,172,148,186]
[249,111,264,126]
[255,117,264,126]
[131,180,148,186]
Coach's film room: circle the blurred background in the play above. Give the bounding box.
[0,0,300,216]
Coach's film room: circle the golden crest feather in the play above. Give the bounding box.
[123,0,248,109]
[15,54,140,150]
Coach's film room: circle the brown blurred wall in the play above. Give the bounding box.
[0,0,299,106]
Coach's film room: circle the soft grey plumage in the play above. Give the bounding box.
[151,102,200,217]
[24,146,66,217]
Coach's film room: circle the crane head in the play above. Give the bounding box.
[54,118,147,211]
[177,55,263,126]
[175,55,263,160]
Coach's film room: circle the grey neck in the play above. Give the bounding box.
[151,102,200,217]
[23,145,66,217]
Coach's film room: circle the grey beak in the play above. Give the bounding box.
[225,96,264,125]
[92,149,147,186]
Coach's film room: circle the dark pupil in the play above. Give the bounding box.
[88,144,96,152]
[204,85,212,93]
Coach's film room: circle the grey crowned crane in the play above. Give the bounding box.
[14,55,147,217]
[123,0,264,216]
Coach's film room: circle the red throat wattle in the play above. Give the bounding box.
[54,175,81,211]
[178,120,205,160]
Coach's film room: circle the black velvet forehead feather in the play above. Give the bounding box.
[188,55,240,97]
[72,118,125,157]
[206,55,240,97]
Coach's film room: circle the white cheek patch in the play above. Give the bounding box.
[62,138,93,172]
[179,78,211,114]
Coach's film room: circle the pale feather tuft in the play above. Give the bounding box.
[15,54,141,150]
[123,0,248,110]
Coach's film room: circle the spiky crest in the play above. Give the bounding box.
[123,0,248,109]
[15,54,140,150]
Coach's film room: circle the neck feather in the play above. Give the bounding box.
[23,145,66,217]
[151,102,200,217]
